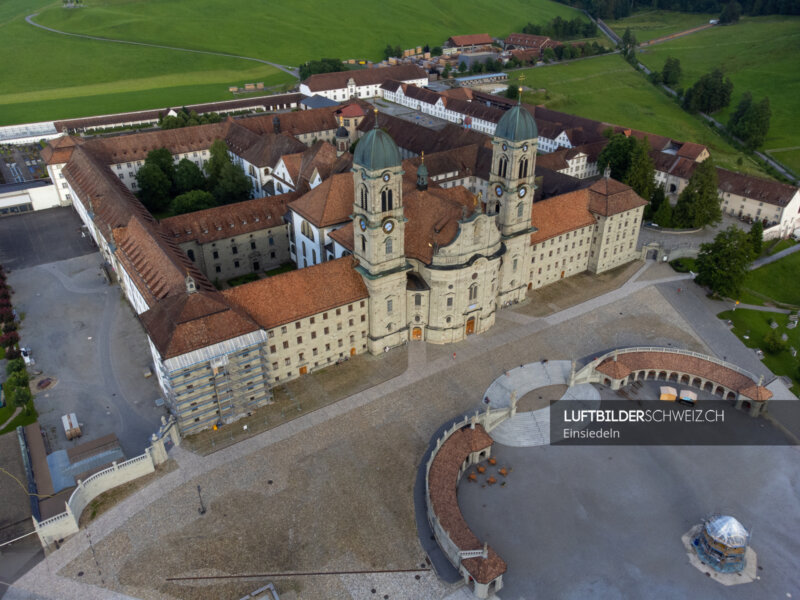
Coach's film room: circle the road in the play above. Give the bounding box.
[25,14,299,79]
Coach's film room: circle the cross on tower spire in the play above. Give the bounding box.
[517,74,525,105]
[373,107,379,128]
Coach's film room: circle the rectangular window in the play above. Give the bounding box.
[311,331,317,339]
[296,336,302,344]
[213,250,219,259]
[270,345,276,353]
[283,341,289,349]
[232,246,238,254]
[284,358,290,366]
[324,327,329,335]
[387,299,393,313]
[234,260,240,268]
[215,265,221,273]
[446,297,453,307]
[281,326,287,334]
[250,241,256,249]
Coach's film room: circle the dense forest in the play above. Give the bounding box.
[558,0,799,20]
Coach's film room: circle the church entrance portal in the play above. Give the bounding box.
[466,317,476,336]
[412,327,422,340]
[299,366,307,375]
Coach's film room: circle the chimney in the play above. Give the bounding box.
[273,116,281,134]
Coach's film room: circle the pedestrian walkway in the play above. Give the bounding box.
[483,361,601,447]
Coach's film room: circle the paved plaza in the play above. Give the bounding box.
[7,252,167,457]
[5,258,798,600]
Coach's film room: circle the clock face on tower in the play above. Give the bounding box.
[518,187,526,198]
[361,170,367,180]
[359,217,367,231]
[502,143,508,152]
[523,143,529,152]
[383,173,390,182]
[495,185,503,197]
[383,220,394,233]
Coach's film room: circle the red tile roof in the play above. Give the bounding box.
[595,351,772,402]
[140,290,260,359]
[160,193,297,245]
[222,257,368,329]
[530,189,596,245]
[428,424,506,584]
[448,34,493,47]
[302,64,427,93]
[504,33,553,49]
[41,135,82,165]
[676,142,708,160]
[224,122,306,168]
[587,178,648,216]
[288,173,354,228]
[337,103,366,118]
[238,107,340,137]
[404,186,478,264]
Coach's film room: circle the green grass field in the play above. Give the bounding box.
[0,0,293,125]
[1,0,584,124]
[636,16,800,163]
[737,250,800,307]
[509,54,766,176]
[607,10,717,43]
[718,309,800,394]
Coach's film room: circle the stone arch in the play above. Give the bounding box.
[668,372,679,382]
[704,381,713,393]
[498,155,508,179]
[658,371,667,380]
[648,370,656,380]
[680,374,690,385]
[603,378,611,386]
[692,377,702,388]
[714,385,725,397]
[726,391,736,401]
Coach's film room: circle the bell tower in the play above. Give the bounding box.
[352,109,408,353]
[489,77,538,239]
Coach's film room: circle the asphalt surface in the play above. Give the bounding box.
[459,439,800,600]
[0,207,96,270]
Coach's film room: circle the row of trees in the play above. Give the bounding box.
[0,265,21,361]
[522,16,598,39]
[159,107,223,130]
[298,58,344,81]
[0,264,33,417]
[136,140,252,215]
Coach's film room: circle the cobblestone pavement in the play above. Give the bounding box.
[8,261,778,600]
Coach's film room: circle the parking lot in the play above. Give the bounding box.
[4,209,166,457]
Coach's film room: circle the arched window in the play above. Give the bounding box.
[518,157,529,179]
[469,283,478,301]
[360,185,368,209]
[312,249,317,264]
[302,241,306,258]
[360,236,366,252]
[381,188,393,211]
[517,203,524,218]
[498,155,508,179]
[385,237,392,255]
[187,249,195,262]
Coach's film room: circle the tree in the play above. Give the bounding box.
[683,68,733,114]
[621,27,637,62]
[720,1,742,23]
[542,47,556,62]
[423,44,430,53]
[6,357,25,375]
[625,137,656,200]
[673,160,722,228]
[505,84,519,100]
[646,185,667,220]
[171,190,217,216]
[205,139,230,188]
[597,133,636,181]
[6,369,28,389]
[442,64,451,79]
[431,46,443,57]
[11,386,32,408]
[136,163,172,213]
[661,57,682,87]
[762,328,787,354]
[652,198,673,227]
[728,93,771,149]
[749,220,764,257]
[174,158,207,194]
[695,226,754,298]
[211,161,252,205]
[457,61,467,73]
[144,148,176,189]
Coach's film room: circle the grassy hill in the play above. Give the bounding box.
[1,0,585,125]
[0,0,293,125]
[635,16,800,174]
[607,10,717,43]
[508,54,766,177]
